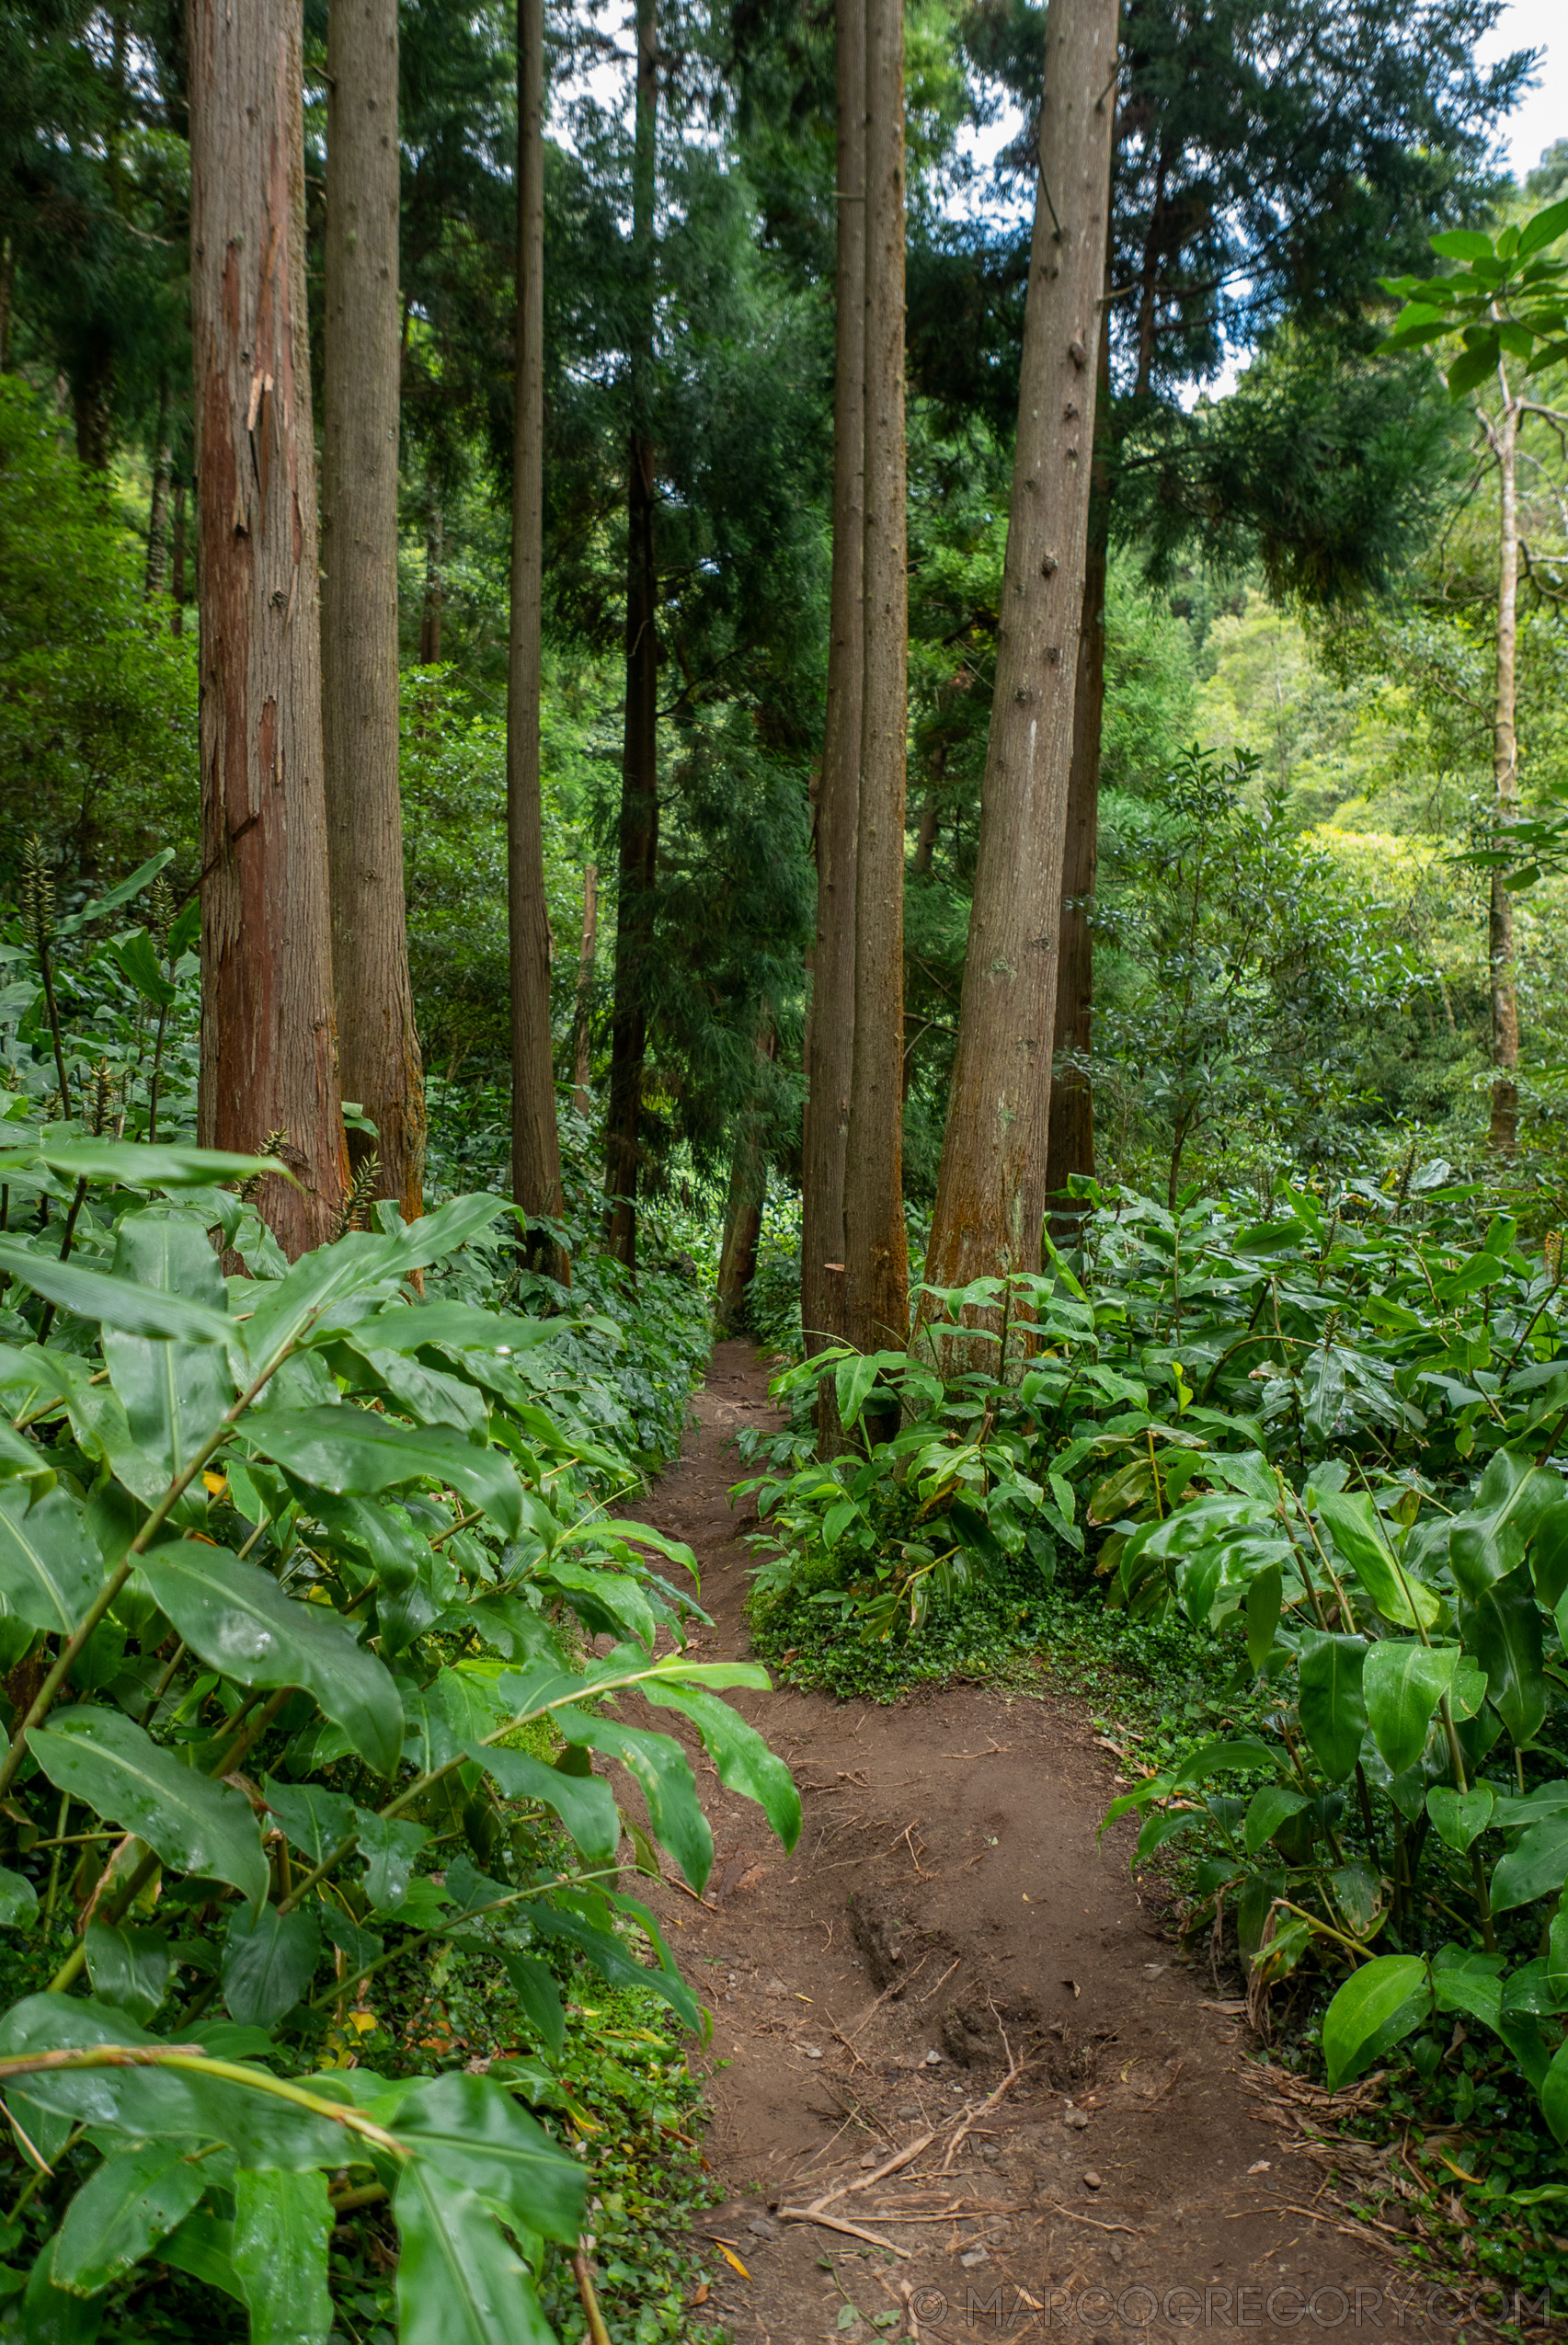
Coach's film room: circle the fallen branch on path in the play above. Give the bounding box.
[941,2050,1032,2172]
[775,2205,911,2255]
[1047,2202,1141,2237]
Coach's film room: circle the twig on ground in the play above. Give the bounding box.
[941,2053,1032,2173]
[1047,2202,1142,2237]
[916,1958,962,2003]
[776,2205,911,2256]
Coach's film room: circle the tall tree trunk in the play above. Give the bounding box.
[716,1024,776,1333]
[923,0,1119,1299]
[603,0,659,1272]
[144,377,172,602]
[509,0,567,1277]
[189,0,348,1255]
[1044,280,1113,1233]
[322,0,425,1223]
[572,862,599,1115]
[841,0,910,1372]
[1488,377,1520,1152]
[800,0,866,1380]
[418,505,443,662]
[170,475,188,635]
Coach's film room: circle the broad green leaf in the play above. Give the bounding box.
[1243,1786,1310,1857]
[0,1420,57,1496]
[1491,1818,1568,1913]
[1244,1563,1282,1673]
[0,1865,38,1930]
[1362,1642,1459,1776]
[354,1811,429,1914]
[239,1234,405,1368]
[1429,227,1495,262]
[233,2168,333,2345]
[1460,1564,1547,1747]
[552,1712,708,1887]
[1518,198,1568,258]
[498,1952,566,2060]
[252,1408,523,1540]
[385,2071,585,2244]
[1543,2036,1568,2146]
[1321,1956,1430,2091]
[466,1742,620,1869]
[17,1144,284,1193]
[52,2143,212,2294]
[529,1903,700,2028]
[1531,1500,1568,1608]
[636,1678,802,1851]
[55,848,175,935]
[154,2212,246,2304]
[102,1212,234,1485]
[317,1906,383,1984]
[139,1539,402,1777]
[22,2245,103,2345]
[0,1484,101,1637]
[1297,1633,1368,1783]
[29,1709,269,1908]
[1314,1492,1441,1630]
[395,1194,517,1275]
[1426,1782,1494,1852]
[393,2163,555,2345]
[1552,1888,1568,2003]
[84,1922,171,2025]
[0,1240,231,1344]
[1170,1734,1279,1788]
[361,1303,563,1357]
[261,1779,355,1870]
[222,1903,321,2029]
[1135,1809,1203,1866]
[1448,1449,1562,1598]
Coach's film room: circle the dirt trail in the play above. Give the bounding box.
[619,1342,1440,2343]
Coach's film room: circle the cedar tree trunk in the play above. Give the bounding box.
[603,0,659,1271]
[189,0,348,1254]
[1488,372,1520,1152]
[572,862,599,1115]
[716,1024,776,1333]
[923,0,1118,1296]
[509,0,568,1276]
[801,0,865,1373]
[322,0,426,1222]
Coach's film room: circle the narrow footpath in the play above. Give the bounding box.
[618,1342,1441,2343]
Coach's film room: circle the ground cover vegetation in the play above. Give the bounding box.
[3,0,1568,2334]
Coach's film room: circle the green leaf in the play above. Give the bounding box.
[22,2244,103,2345]
[529,1903,700,2029]
[52,2143,212,2295]
[105,931,177,1009]
[1531,1501,1568,1609]
[1171,1734,1280,1788]
[1314,1493,1441,1631]
[0,1421,58,1498]
[1491,1819,1568,1913]
[1322,1956,1431,2091]
[14,1144,284,1194]
[0,1240,232,1344]
[222,1903,321,2029]
[387,2071,585,2244]
[1543,2036,1568,2145]
[0,1865,38,1931]
[360,1303,565,1358]
[1449,1449,1562,1598]
[1518,199,1568,258]
[139,1539,402,1777]
[1426,1783,1494,1852]
[466,1742,620,1870]
[393,2163,555,2345]
[1362,1642,1459,1776]
[29,1709,268,1908]
[83,1922,171,2025]
[239,1235,406,1369]
[1430,228,1495,261]
[1297,1633,1368,1783]
[636,1678,801,1851]
[1551,1888,1568,2003]
[232,2168,333,2345]
[498,1953,566,2060]
[101,1212,234,1486]
[0,1484,102,1637]
[252,1409,523,1540]
[834,1354,880,1434]
[154,2211,246,2304]
[1244,1563,1282,1673]
[55,849,176,937]
[550,1713,708,1888]
[354,1812,429,1914]
[1243,1786,1310,1856]
[1460,1564,1547,1747]
[261,1779,355,1869]
[395,1195,518,1276]
[1446,336,1501,396]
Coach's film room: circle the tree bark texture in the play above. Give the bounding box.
[189,0,347,1255]
[716,1025,776,1333]
[1488,375,1520,1152]
[841,0,910,1365]
[923,0,1118,1297]
[572,862,599,1115]
[603,0,659,1272]
[144,377,172,602]
[800,0,865,1370]
[508,0,567,1276]
[1044,290,1113,1230]
[322,0,426,1223]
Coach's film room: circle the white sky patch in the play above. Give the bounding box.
[1476,0,1565,180]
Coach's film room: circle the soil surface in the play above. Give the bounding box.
[617,1343,1448,2344]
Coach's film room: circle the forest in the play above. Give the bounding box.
[2,0,1568,2339]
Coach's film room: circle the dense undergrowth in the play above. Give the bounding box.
[0,855,786,2345]
[738,1177,1568,2316]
